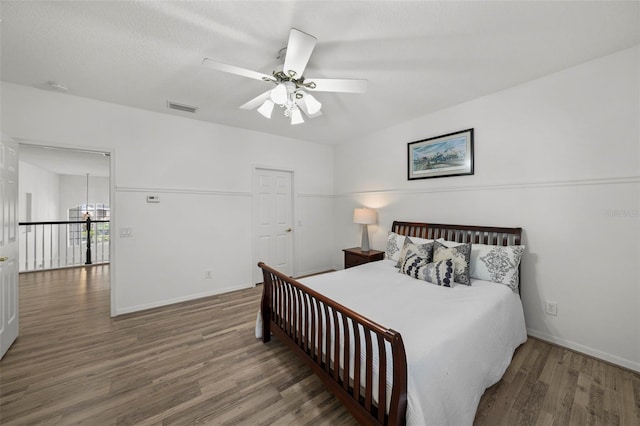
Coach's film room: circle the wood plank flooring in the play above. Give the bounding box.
[1,266,638,425]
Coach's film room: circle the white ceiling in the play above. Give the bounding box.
[1,1,639,145]
[19,144,110,178]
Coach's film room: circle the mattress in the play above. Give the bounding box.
[297,259,527,426]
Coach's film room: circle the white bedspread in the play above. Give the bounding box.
[297,259,527,426]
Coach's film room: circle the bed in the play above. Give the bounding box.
[258,221,527,425]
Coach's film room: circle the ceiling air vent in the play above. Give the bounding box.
[167,101,197,113]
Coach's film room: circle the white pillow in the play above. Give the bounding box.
[436,238,464,247]
[408,236,434,245]
[470,244,525,292]
[385,231,407,262]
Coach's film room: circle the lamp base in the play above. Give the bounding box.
[361,225,370,252]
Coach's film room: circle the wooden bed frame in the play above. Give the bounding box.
[258,221,522,425]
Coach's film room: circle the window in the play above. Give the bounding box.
[68,204,110,246]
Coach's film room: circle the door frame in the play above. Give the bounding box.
[17,139,118,317]
[252,165,296,284]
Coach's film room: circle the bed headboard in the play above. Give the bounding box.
[392,221,522,246]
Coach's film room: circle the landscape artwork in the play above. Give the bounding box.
[407,128,474,180]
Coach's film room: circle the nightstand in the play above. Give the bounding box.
[343,247,385,269]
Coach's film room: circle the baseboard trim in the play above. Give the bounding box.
[527,328,640,373]
[114,283,255,316]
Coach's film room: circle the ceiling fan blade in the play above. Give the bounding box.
[283,28,317,79]
[202,58,274,82]
[306,78,368,93]
[240,90,272,110]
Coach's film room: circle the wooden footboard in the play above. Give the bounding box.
[258,262,407,425]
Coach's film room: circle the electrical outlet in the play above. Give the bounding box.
[545,301,558,316]
[205,270,213,279]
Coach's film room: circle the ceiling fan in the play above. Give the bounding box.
[202,28,368,125]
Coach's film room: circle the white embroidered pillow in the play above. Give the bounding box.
[385,232,407,262]
[408,236,434,245]
[470,244,525,292]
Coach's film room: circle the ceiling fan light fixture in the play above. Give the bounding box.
[270,83,288,105]
[257,99,274,119]
[304,93,322,115]
[203,29,367,126]
[290,108,304,125]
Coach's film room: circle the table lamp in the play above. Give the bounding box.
[353,208,377,252]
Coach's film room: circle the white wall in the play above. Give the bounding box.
[18,161,59,222]
[334,46,640,371]
[58,174,110,220]
[1,82,335,314]
[18,161,60,270]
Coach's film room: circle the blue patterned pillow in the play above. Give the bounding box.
[424,258,455,287]
[398,251,455,287]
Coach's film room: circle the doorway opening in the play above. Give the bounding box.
[18,142,116,315]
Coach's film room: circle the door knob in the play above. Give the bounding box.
[285,228,292,232]
[0,257,8,262]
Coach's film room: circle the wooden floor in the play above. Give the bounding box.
[1,267,638,425]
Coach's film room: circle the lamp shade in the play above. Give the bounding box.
[270,83,288,105]
[353,208,377,225]
[290,108,304,125]
[304,93,322,115]
[257,99,274,119]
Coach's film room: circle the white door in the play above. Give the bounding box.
[0,134,19,359]
[254,169,294,282]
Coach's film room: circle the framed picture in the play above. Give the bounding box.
[407,128,474,180]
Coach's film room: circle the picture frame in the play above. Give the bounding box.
[407,128,474,180]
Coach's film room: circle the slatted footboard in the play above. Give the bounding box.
[258,262,408,426]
